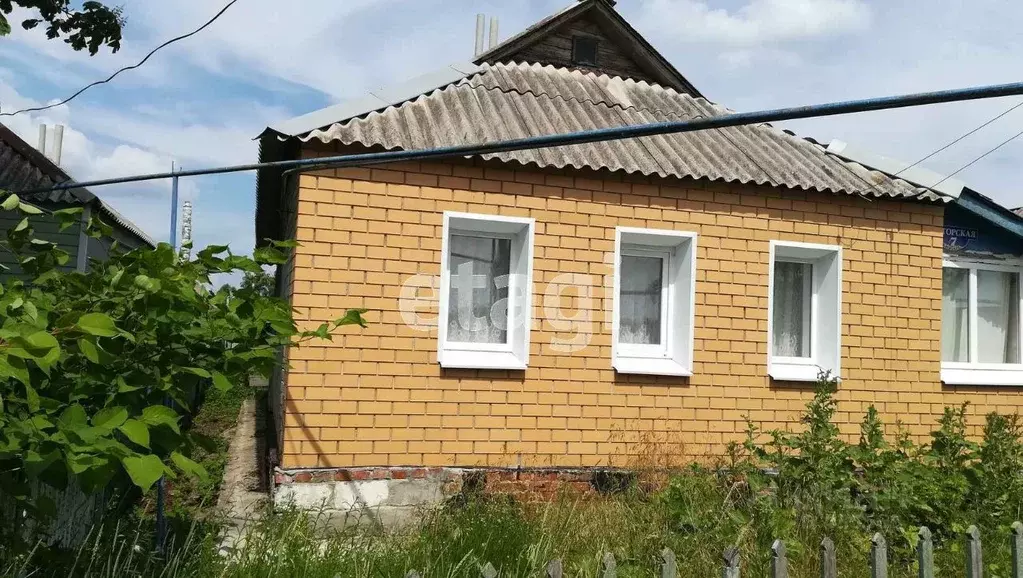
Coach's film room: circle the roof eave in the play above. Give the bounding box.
[956,188,1023,241]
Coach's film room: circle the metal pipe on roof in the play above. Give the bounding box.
[489,17,499,49]
[37,124,46,156]
[53,125,64,167]
[14,78,1023,196]
[475,14,485,57]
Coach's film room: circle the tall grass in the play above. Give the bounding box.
[4,493,1017,578]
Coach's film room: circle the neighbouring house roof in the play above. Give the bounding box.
[0,122,155,247]
[472,0,702,97]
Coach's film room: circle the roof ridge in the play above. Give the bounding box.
[475,61,704,117]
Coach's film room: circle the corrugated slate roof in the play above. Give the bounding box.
[282,62,946,203]
[0,126,84,204]
[0,123,155,247]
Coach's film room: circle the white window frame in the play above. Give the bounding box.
[767,241,842,382]
[438,212,534,370]
[941,257,1023,386]
[612,227,697,377]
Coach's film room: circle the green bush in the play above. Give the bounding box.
[0,192,365,549]
[657,373,1023,576]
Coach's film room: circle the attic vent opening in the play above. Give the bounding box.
[571,36,599,66]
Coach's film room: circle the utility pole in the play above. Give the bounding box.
[169,162,179,250]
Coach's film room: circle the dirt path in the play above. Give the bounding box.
[217,396,267,552]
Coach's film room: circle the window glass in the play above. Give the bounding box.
[572,37,598,66]
[942,267,970,363]
[977,270,1020,364]
[620,254,663,345]
[772,261,812,358]
[446,235,511,344]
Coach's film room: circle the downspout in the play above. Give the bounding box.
[75,204,92,272]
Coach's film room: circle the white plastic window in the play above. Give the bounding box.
[438,212,534,370]
[612,227,697,377]
[941,260,1023,386]
[768,241,842,382]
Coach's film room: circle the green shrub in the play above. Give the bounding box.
[0,192,366,548]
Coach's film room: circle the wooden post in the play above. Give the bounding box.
[1012,521,1023,578]
[918,527,934,578]
[546,559,563,578]
[723,546,740,578]
[481,562,498,578]
[966,525,983,578]
[772,540,788,578]
[405,572,422,578]
[820,537,837,578]
[871,533,888,578]
[661,548,678,578]
[601,552,617,578]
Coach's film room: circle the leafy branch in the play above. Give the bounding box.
[0,189,366,547]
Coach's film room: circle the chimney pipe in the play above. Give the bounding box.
[474,14,485,56]
[38,124,47,156]
[53,125,64,167]
[489,17,499,49]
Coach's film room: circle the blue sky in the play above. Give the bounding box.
[1,0,1021,263]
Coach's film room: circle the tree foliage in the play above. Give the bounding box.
[0,0,124,54]
[238,269,275,298]
[0,191,365,545]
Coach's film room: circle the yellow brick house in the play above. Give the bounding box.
[255,0,1023,515]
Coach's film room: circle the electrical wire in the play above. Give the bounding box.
[890,99,1023,178]
[927,127,1023,191]
[0,0,240,117]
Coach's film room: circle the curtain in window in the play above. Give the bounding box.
[772,261,810,358]
[447,235,511,344]
[942,268,970,362]
[978,270,1019,364]
[620,255,663,345]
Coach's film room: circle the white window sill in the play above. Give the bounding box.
[613,357,692,377]
[942,366,1023,386]
[439,350,527,371]
[769,362,829,382]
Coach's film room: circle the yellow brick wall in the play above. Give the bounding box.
[278,152,1022,470]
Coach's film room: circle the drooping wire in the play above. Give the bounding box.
[891,99,1023,178]
[0,0,240,117]
[926,127,1023,191]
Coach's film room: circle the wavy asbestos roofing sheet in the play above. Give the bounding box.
[282,62,948,202]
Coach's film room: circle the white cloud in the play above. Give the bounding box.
[635,0,871,45]
[0,81,209,242]
[72,105,267,167]
[120,0,392,96]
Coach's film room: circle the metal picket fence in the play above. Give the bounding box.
[405,522,1023,578]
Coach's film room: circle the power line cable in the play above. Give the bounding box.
[890,99,1023,178]
[927,127,1023,191]
[0,0,240,117]
[822,98,1023,199]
